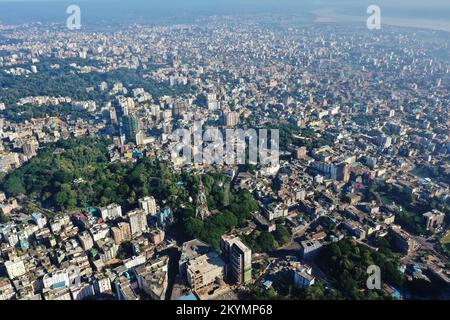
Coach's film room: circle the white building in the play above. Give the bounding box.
[42,270,70,289]
[139,196,157,216]
[94,275,112,294]
[89,223,110,242]
[32,212,47,229]
[128,209,148,236]
[78,231,94,251]
[5,258,26,279]
[99,204,123,221]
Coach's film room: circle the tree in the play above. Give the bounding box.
[256,232,276,252]
[117,242,134,260]
[184,218,204,239]
[4,175,25,196]
[0,212,9,224]
[274,225,291,246]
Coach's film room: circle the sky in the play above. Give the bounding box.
[0,0,448,25]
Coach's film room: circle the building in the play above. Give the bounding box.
[99,203,123,220]
[0,279,15,300]
[22,139,39,158]
[97,238,119,262]
[115,275,139,300]
[224,111,239,127]
[139,196,157,216]
[186,251,225,292]
[135,256,169,300]
[89,223,110,242]
[42,270,70,289]
[207,93,219,110]
[111,222,132,245]
[71,283,95,300]
[336,162,350,183]
[4,258,26,279]
[149,229,165,245]
[157,207,174,228]
[123,113,141,144]
[300,240,323,260]
[221,235,252,285]
[78,231,94,251]
[43,287,71,300]
[292,263,315,288]
[263,203,288,221]
[422,210,445,231]
[389,226,419,254]
[93,274,112,295]
[179,239,215,277]
[128,209,148,236]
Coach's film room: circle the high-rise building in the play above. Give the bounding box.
[220,235,252,285]
[123,113,140,144]
[99,204,123,221]
[139,196,157,216]
[336,162,350,183]
[78,231,94,251]
[135,131,145,146]
[23,139,39,158]
[224,111,239,127]
[111,222,132,245]
[127,209,148,236]
[422,210,445,231]
[31,212,47,229]
[110,107,118,125]
[207,93,219,110]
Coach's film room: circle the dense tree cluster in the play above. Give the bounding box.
[1,138,261,249]
[315,238,404,299]
[1,138,189,211]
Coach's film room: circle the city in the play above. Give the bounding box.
[0,0,449,305]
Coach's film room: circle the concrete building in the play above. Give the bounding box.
[139,196,157,216]
[389,225,419,254]
[220,235,252,285]
[43,287,71,300]
[128,209,148,236]
[70,282,95,300]
[300,240,323,260]
[4,258,26,279]
[111,222,132,245]
[423,210,445,231]
[31,212,47,229]
[0,279,15,300]
[135,256,169,300]
[292,263,315,288]
[42,270,70,289]
[149,229,165,245]
[78,231,94,251]
[264,202,288,221]
[89,223,110,242]
[186,251,225,292]
[99,203,123,221]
